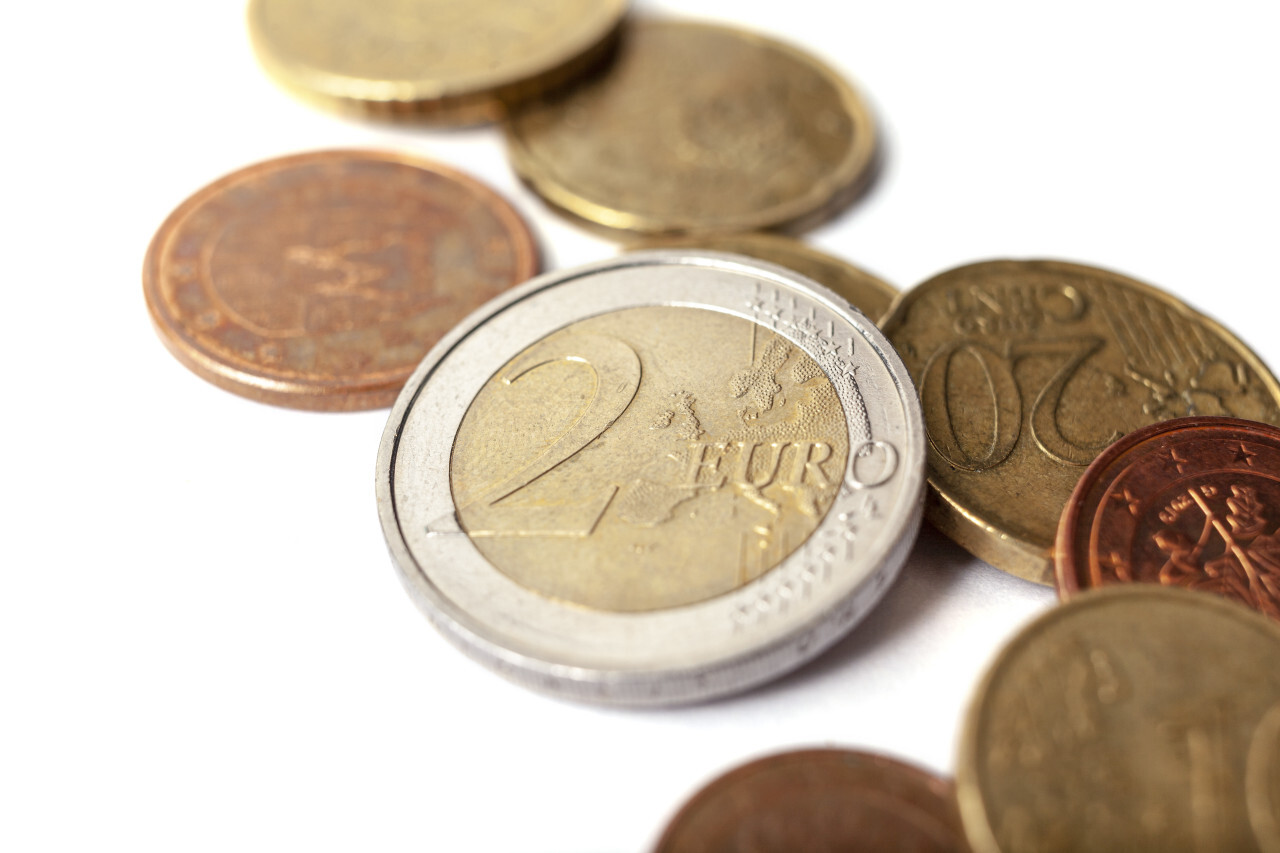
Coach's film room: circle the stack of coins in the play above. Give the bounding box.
[139,2,1280,850]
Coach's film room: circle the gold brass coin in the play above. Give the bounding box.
[506,19,876,237]
[957,585,1280,853]
[881,259,1280,585]
[632,233,897,324]
[451,305,850,612]
[247,0,628,122]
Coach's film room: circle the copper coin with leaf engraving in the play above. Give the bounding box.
[882,260,1280,585]
[1057,416,1280,621]
[144,150,539,411]
[957,585,1280,853]
[654,749,969,853]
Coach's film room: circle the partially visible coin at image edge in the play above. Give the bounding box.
[956,585,1280,852]
[143,149,540,411]
[1056,415,1280,621]
[247,0,629,122]
[653,749,969,852]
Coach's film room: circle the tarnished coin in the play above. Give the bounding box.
[1057,416,1280,621]
[247,0,628,122]
[376,251,925,704]
[632,233,897,324]
[881,260,1280,585]
[506,19,876,237]
[144,150,539,411]
[653,749,969,852]
[957,585,1280,853]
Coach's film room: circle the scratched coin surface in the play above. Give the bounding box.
[1057,416,1280,621]
[653,749,969,853]
[956,585,1280,853]
[247,0,627,121]
[506,19,876,237]
[881,260,1280,585]
[633,233,897,324]
[143,150,538,410]
[376,251,925,704]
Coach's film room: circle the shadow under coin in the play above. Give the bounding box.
[740,522,981,703]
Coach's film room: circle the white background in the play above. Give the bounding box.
[3,1,1277,850]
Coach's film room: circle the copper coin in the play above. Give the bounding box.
[1056,416,1280,621]
[653,749,969,852]
[143,150,539,410]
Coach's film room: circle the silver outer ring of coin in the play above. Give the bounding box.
[375,250,926,706]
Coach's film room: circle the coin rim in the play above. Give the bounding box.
[504,17,878,237]
[881,258,1280,586]
[246,0,630,122]
[375,250,926,705]
[628,233,898,325]
[142,148,540,411]
[1054,415,1280,599]
[954,583,1280,853]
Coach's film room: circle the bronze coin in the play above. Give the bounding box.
[1057,416,1280,621]
[653,749,969,852]
[143,150,539,410]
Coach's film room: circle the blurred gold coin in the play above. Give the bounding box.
[506,19,876,237]
[881,259,1280,584]
[247,0,628,122]
[633,233,897,323]
[957,585,1280,853]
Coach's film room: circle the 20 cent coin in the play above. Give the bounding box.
[882,260,1280,585]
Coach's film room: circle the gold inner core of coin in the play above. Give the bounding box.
[450,306,850,612]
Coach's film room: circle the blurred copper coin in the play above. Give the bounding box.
[957,585,1280,852]
[654,749,968,852]
[507,19,876,238]
[881,259,1280,585]
[143,150,539,411]
[247,0,628,122]
[1057,416,1280,621]
[632,233,897,323]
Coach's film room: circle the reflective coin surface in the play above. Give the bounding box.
[376,251,925,704]
[957,585,1280,853]
[506,19,876,237]
[654,749,969,853]
[144,150,539,411]
[247,0,628,121]
[1057,416,1280,621]
[633,233,897,324]
[881,260,1280,585]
